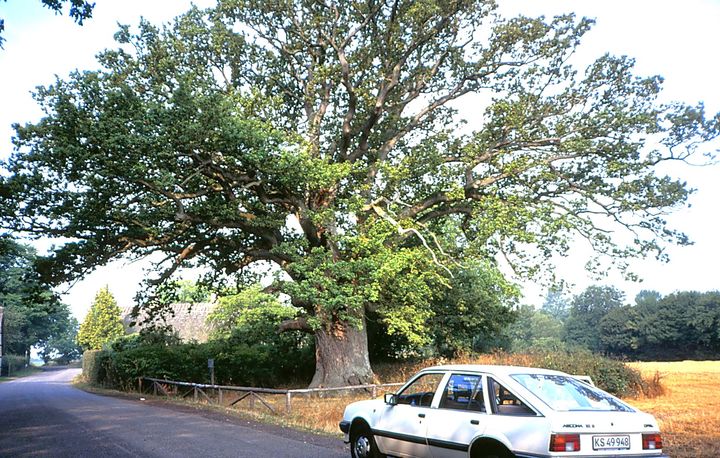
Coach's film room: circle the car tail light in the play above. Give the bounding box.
[550,433,581,452]
[642,433,663,450]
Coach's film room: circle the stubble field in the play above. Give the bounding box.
[627,361,720,458]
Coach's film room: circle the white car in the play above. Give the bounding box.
[339,365,668,458]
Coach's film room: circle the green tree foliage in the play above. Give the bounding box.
[40,314,82,364]
[205,285,314,376]
[2,1,718,386]
[505,304,564,352]
[600,290,720,359]
[0,0,94,48]
[428,262,518,357]
[174,280,212,304]
[564,285,625,352]
[207,285,300,341]
[558,288,720,359]
[659,291,720,356]
[77,287,124,350]
[541,286,571,321]
[368,262,518,359]
[154,279,212,305]
[599,305,640,356]
[0,236,70,360]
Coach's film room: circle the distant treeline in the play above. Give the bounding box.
[507,286,720,361]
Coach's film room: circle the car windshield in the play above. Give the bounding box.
[511,374,634,412]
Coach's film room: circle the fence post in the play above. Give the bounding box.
[138,377,142,393]
[372,385,377,398]
[285,392,292,414]
[194,386,198,402]
[153,381,157,396]
[218,388,223,405]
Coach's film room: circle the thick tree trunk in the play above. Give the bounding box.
[309,316,374,388]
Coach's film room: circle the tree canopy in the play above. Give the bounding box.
[504,303,564,352]
[207,285,295,340]
[600,290,720,359]
[0,236,74,361]
[564,285,625,352]
[2,0,719,386]
[39,313,82,364]
[513,286,720,360]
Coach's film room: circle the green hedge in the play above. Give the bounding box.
[82,350,109,385]
[91,336,315,391]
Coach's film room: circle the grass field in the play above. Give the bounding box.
[627,361,720,458]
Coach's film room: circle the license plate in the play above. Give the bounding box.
[592,435,631,450]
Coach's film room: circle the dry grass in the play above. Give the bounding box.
[626,361,720,458]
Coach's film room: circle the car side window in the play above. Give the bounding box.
[397,373,444,407]
[439,373,485,412]
[489,377,536,416]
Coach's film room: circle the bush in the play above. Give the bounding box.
[525,349,646,397]
[374,349,658,398]
[82,350,109,385]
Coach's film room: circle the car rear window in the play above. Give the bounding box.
[511,374,634,412]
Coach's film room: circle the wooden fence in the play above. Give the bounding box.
[139,376,404,415]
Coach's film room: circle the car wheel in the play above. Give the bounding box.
[350,424,383,458]
[471,442,515,458]
[475,451,515,458]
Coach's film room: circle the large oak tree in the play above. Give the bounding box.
[2,0,718,386]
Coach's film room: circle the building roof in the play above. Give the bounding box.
[121,302,215,342]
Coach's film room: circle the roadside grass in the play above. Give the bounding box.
[627,361,720,458]
[0,365,42,383]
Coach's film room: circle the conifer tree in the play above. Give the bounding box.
[77,287,124,350]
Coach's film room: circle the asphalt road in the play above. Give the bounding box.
[0,368,347,457]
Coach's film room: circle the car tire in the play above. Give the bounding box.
[350,423,384,458]
[471,442,515,458]
[474,452,515,458]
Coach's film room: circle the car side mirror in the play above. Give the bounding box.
[384,393,398,405]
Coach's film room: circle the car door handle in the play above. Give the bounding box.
[418,413,426,418]
[470,420,479,425]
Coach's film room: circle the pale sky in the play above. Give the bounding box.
[1,0,718,319]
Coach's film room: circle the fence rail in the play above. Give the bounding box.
[139,376,404,414]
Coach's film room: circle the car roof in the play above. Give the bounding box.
[419,364,569,377]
